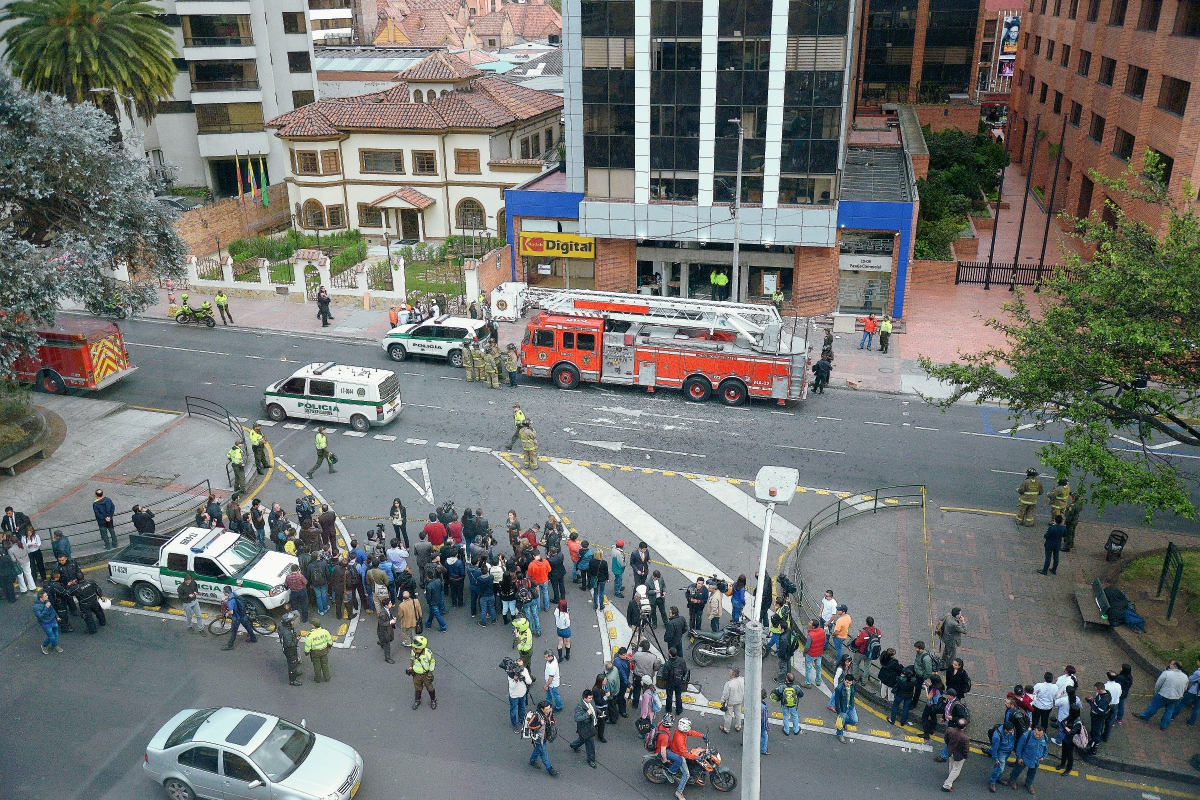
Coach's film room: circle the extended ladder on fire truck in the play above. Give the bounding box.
[522,287,781,338]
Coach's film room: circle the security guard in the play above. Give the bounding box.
[214,290,233,325]
[307,427,336,479]
[1016,469,1044,527]
[227,441,246,493]
[464,342,477,382]
[513,616,534,666]
[519,421,539,470]
[249,424,269,475]
[304,619,334,683]
[407,635,437,709]
[771,288,785,314]
[879,316,893,354]
[507,404,527,450]
[1047,477,1070,519]
[710,268,729,301]
[279,611,303,686]
[503,343,520,388]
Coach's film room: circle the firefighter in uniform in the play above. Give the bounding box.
[472,343,489,383]
[507,405,527,450]
[1016,469,1044,527]
[1062,492,1084,552]
[503,343,520,388]
[519,421,539,470]
[408,635,437,709]
[485,343,501,389]
[279,611,303,686]
[227,441,246,493]
[1047,477,1070,520]
[249,424,269,475]
[464,342,477,382]
[307,427,336,478]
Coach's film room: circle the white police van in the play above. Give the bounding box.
[262,362,401,432]
[380,314,490,367]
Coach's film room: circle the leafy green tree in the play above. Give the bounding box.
[0,74,184,374]
[0,0,176,127]
[920,154,1200,522]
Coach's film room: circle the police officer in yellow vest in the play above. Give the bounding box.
[513,616,534,665]
[249,424,270,475]
[771,289,785,314]
[214,290,233,325]
[710,269,729,301]
[407,635,437,709]
[227,441,246,493]
[307,427,336,479]
[879,316,894,354]
[304,619,334,683]
[507,404,527,450]
[1016,469,1044,527]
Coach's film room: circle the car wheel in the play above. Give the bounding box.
[163,778,196,800]
[133,582,163,607]
[448,349,464,368]
[245,597,270,619]
[350,414,370,433]
[388,344,408,362]
[683,376,712,403]
[552,363,580,390]
[266,404,287,422]
[718,379,748,406]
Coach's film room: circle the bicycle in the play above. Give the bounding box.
[207,606,277,637]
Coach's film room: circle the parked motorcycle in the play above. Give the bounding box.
[176,305,216,328]
[84,297,129,319]
[689,620,748,667]
[642,737,736,792]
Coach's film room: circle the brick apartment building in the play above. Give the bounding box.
[1008,0,1199,233]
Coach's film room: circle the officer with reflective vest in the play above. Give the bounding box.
[771,289,785,314]
[304,619,334,683]
[502,344,520,388]
[307,427,336,479]
[464,341,477,382]
[214,290,233,325]
[227,441,246,493]
[1047,477,1070,519]
[710,268,729,301]
[1016,469,1044,527]
[408,635,437,709]
[507,404,527,451]
[513,616,534,666]
[249,424,269,475]
[519,421,539,470]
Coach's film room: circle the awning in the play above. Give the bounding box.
[370,187,436,210]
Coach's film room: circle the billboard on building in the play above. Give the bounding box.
[1000,16,1020,59]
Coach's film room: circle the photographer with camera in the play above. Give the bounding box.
[503,656,533,732]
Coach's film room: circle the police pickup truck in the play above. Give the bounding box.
[107,527,297,616]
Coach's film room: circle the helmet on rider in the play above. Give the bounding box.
[181,293,189,303]
[281,611,299,624]
[677,717,692,733]
[658,713,675,729]
[412,635,428,649]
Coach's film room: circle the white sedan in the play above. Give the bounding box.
[144,707,362,800]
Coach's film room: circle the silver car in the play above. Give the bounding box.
[144,707,363,800]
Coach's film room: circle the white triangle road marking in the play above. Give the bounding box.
[391,458,435,505]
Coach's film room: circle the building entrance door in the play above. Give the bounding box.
[400,209,421,241]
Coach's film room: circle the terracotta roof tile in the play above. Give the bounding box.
[474,4,561,40]
[370,187,437,209]
[396,51,483,82]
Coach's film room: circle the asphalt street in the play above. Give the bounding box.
[2,316,1198,800]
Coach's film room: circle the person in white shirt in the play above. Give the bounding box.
[820,590,838,630]
[1053,686,1080,744]
[543,649,562,711]
[1031,672,1059,730]
[1055,665,1078,696]
[1101,671,1123,742]
[507,659,533,732]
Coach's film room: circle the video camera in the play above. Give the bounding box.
[499,656,524,680]
[707,574,729,594]
[777,575,797,599]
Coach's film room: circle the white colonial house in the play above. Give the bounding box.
[267,52,562,243]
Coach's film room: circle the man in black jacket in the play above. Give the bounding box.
[132,505,156,534]
[45,571,76,632]
[71,578,107,633]
[55,553,84,589]
[547,546,566,604]
[663,646,689,715]
[664,606,687,656]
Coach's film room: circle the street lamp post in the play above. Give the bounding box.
[215,235,222,262]
[730,118,745,304]
[741,466,800,800]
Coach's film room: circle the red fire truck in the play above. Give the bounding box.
[11,317,136,394]
[518,290,812,405]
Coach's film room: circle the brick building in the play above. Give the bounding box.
[1008,0,1199,232]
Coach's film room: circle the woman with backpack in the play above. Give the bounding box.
[497,569,518,625]
[920,674,946,739]
[1058,708,1084,775]
[637,674,660,735]
[878,648,902,702]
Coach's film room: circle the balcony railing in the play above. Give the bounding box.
[197,123,265,133]
[191,79,260,91]
[309,0,351,8]
[184,35,254,46]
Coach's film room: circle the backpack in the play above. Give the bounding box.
[517,581,534,606]
[649,689,662,714]
[928,652,943,672]
[865,631,882,660]
[935,617,946,638]
[645,725,669,752]
[781,684,800,707]
[670,658,690,687]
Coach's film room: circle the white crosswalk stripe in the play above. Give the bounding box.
[690,478,802,545]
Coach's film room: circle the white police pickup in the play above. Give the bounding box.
[107,527,296,615]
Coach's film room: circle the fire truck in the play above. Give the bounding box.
[517,289,812,405]
[11,317,136,394]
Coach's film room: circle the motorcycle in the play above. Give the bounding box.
[176,305,216,328]
[84,297,130,319]
[643,737,737,793]
[689,620,747,667]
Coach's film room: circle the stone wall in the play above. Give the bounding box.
[791,246,838,316]
[174,184,290,258]
[593,238,636,292]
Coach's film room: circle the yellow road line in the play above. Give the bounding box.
[1085,773,1200,799]
[126,404,185,415]
[939,506,1018,517]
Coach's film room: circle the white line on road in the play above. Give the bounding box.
[467,446,492,453]
[255,420,277,426]
[914,426,939,431]
[991,469,1029,475]
[770,410,795,416]
[406,438,428,445]
[282,423,307,430]
[690,478,801,545]
[816,416,842,421]
[126,341,231,357]
[961,431,1053,442]
[407,403,443,410]
[775,444,847,455]
[436,442,460,449]
[402,372,422,376]
[863,421,891,426]
[343,431,367,437]
[373,435,397,441]
[439,376,463,381]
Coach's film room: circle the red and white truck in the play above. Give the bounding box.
[516,289,812,405]
[11,317,136,394]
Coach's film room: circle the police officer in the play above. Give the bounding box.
[307,427,336,478]
[71,576,107,633]
[513,616,534,666]
[879,316,893,354]
[1016,469,1044,527]
[503,343,520,388]
[507,405,527,450]
[249,424,270,475]
[45,570,76,633]
[214,290,233,325]
[771,288,785,314]
[279,611,303,686]
[519,421,539,470]
[408,635,437,709]
[464,342,477,382]
[305,619,334,683]
[227,441,246,492]
[1062,492,1084,552]
[1047,477,1070,520]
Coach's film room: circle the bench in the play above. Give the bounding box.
[0,442,47,476]
[1075,578,1111,631]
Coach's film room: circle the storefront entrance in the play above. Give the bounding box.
[837,232,894,315]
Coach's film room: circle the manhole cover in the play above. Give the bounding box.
[878,367,894,373]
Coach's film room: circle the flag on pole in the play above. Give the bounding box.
[258,155,269,207]
[247,153,259,204]
[235,151,244,204]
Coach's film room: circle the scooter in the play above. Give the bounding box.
[642,737,737,793]
[176,304,216,327]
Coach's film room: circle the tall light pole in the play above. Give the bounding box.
[730,118,745,303]
[741,466,799,800]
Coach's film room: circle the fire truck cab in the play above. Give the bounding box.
[519,290,811,405]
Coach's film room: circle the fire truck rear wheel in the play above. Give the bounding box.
[553,364,580,390]
[718,379,748,406]
[33,369,68,395]
[683,376,712,403]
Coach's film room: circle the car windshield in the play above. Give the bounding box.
[250,719,314,782]
[216,538,264,575]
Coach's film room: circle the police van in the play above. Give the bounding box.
[262,362,401,431]
[380,315,490,367]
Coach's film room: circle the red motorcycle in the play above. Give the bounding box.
[642,737,736,792]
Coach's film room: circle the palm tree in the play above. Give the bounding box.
[0,0,177,128]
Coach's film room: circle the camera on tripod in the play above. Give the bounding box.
[499,656,524,679]
[708,574,729,594]
[777,575,797,599]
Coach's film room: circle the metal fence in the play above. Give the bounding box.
[184,396,246,490]
[367,261,393,291]
[329,265,359,289]
[955,260,1071,288]
[195,257,223,281]
[268,260,294,285]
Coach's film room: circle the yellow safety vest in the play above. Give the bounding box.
[215,293,228,307]
[315,433,328,451]
[881,320,893,334]
[305,627,333,652]
[248,430,264,448]
[516,627,532,650]
[228,447,244,465]
[513,409,526,426]
[412,649,435,673]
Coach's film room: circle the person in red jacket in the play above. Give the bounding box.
[527,553,552,611]
[423,513,446,547]
[857,313,880,350]
[804,618,827,688]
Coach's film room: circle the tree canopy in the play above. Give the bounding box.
[921,155,1200,522]
[0,74,184,373]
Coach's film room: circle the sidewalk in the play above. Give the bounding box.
[986,164,1080,266]
[798,502,1200,784]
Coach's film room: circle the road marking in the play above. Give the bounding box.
[343,431,367,437]
[406,438,428,445]
[467,446,492,453]
[439,376,463,381]
[373,434,397,441]
[573,440,706,458]
[990,469,1029,475]
[282,423,307,430]
[961,431,1054,442]
[914,426,939,431]
[775,444,847,455]
[126,341,231,356]
[1085,774,1200,800]
[592,405,720,424]
[816,416,841,421]
[940,506,1019,517]
[770,410,795,416]
[690,478,801,545]
[864,421,891,426]
[391,458,435,505]
[1006,419,1055,433]
[407,403,443,410]
[255,420,278,426]
[436,442,460,449]
[402,372,422,376]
